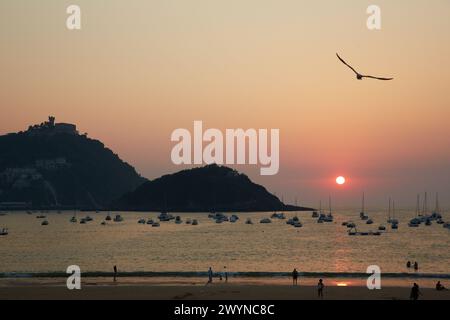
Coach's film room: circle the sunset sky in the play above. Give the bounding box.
[1,0,450,207]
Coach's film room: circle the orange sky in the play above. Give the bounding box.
[1,0,450,207]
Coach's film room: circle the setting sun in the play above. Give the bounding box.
[336,176,346,185]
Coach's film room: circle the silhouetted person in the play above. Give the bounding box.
[113,265,118,282]
[292,268,298,285]
[414,261,419,271]
[406,261,411,268]
[224,266,228,283]
[318,279,324,299]
[410,283,421,300]
[436,281,446,291]
[207,267,213,284]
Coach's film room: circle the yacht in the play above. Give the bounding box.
[359,193,369,220]
[409,195,421,227]
[431,193,442,220]
[324,196,333,222]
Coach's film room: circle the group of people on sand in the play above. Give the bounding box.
[406,261,419,271]
[292,268,324,299]
[206,266,228,285]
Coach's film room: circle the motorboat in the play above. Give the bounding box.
[113,214,124,222]
[41,220,49,226]
[245,218,253,225]
[175,216,183,224]
[366,219,373,225]
[147,219,154,225]
[100,221,106,225]
[152,222,160,227]
[192,219,199,225]
[80,218,87,224]
[36,215,46,219]
[271,213,285,219]
[230,215,239,223]
[312,210,319,218]
[260,218,272,224]
[0,228,8,236]
[85,216,93,222]
[70,216,77,223]
[105,214,112,221]
[342,221,348,226]
[186,218,192,224]
[286,218,294,225]
[378,225,386,231]
[346,222,356,228]
[158,212,174,221]
[138,218,146,224]
[293,221,303,228]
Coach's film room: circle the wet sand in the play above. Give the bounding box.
[0,277,449,300]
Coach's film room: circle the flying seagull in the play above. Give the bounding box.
[336,53,393,81]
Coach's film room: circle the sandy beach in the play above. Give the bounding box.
[1,277,449,300]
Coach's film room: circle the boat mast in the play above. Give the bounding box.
[319,200,322,214]
[435,192,439,213]
[329,196,331,215]
[416,194,420,218]
[388,197,391,220]
[362,192,365,214]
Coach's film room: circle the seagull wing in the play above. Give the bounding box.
[336,53,359,75]
[361,75,394,81]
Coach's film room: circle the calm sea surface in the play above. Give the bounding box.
[1,210,449,275]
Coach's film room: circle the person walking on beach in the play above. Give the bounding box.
[414,261,419,271]
[410,283,421,300]
[292,268,298,286]
[406,261,411,268]
[207,267,213,284]
[317,279,324,299]
[113,265,118,282]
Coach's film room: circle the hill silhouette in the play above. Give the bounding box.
[114,164,312,212]
[0,117,145,209]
